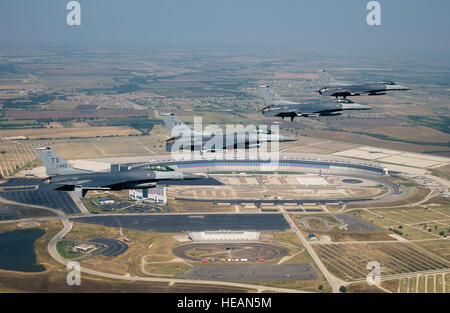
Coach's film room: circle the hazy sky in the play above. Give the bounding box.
[1,0,449,56]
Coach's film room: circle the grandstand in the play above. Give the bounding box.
[189,231,261,241]
[168,159,385,177]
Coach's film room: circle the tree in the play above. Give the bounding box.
[318,285,323,290]
[339,286,347,293]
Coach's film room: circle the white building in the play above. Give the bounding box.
[129,186,167,204]
[74,243,94,251]
[189,231,261,242]
[147,186,167,204]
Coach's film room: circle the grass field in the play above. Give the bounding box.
[56,239,82,260]
[349,206,450,240]
[299,129,450,154]
[66,222,181,276]
[0,126,141,139]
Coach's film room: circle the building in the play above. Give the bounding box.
[129,186,167,204]
[189,231,261,241]
[129,189,147,201]
[74,243,94,251]
[97,199,115,205]
[147,186,167,204]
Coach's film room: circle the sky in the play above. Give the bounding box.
[0,0,449,56]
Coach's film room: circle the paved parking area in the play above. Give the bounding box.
[91,237,128,257]
[182,264,318,282]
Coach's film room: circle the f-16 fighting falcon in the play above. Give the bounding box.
[35,147,200,197]
[161,113,296,153]
[259,86,370,121]
[316,69,410,98]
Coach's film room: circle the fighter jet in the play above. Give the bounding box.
[259,86,370,121]
[316,69,410,98]
[35,147,200,197]
[161,113,296,153]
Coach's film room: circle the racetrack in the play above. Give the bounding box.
[173,242,286,261]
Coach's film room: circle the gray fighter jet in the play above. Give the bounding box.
[35,147,200,196]
[259,86,370,121]
[316,69,410,98]
[161,113,296,153]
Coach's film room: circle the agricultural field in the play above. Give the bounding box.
[349,207,450,240]
[0,139,51,176]
[314,242,450,281]
[0,126,141,139]
[416,240,450,262]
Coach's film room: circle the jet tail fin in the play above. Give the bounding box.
[258,86,283,106]
[34,147,92,176]
[161,113,192,136]
[317,69,346,86]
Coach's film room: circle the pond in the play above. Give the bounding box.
[0,229,45,272]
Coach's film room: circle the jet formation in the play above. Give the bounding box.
[33,70,409,195]
[260,70,409,121]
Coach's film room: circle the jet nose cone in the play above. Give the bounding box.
[385,84,410,91]
[280,135,297,142]
[182,172,202,180]
[358,103,371,110]
[262,106,275,116]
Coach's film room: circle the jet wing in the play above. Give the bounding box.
[37,183,74,192]
[38,176,133,192]
[271,100,299,105]
[263,100,352,120]
[38,182,112,192]
[263,103,325,116]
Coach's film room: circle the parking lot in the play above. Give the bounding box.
[182,264,318,282]
[0,190,80,214]
[74,214,290,232]
[0,178,42,187]
[334,213,383,232]
[0,205,18,220]
[91,237,128,257]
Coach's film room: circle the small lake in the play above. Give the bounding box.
[0,229,45,272]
